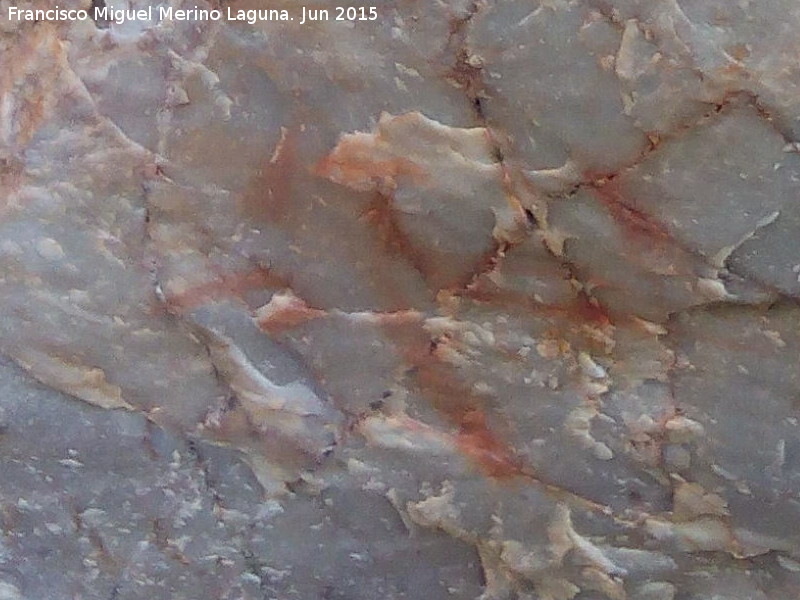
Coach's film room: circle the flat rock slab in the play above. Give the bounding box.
[0,1,799,599]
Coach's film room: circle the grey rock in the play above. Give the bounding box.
[1,1,799,598]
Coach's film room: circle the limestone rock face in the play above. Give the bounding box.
[1,1,799,599]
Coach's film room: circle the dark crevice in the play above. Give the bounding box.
[543,93,800,312]
[187,438,225,509]
[472,95,486,121]
[441,2,541,299]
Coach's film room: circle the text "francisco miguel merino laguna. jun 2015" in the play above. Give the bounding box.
[7,5,380,25]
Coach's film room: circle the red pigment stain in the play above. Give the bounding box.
[315,136,428,191]
[165,266,287,312]
[381,321,526,480]
[590,178,671,242]
[255,294,325,335]
[462,279,613,332]
[456,409,525,478]
[360,191,436,285]
[240,126,300,223]
[574,291,612,327]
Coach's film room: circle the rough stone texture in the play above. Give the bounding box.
[1,1,799,599]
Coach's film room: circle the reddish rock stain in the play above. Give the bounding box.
[165,266,287,312]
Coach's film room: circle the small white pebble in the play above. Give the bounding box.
[593,443,614,460]
[0,581,24,600]
[35,238,64,261]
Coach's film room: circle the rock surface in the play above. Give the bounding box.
[0,1,799,598]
